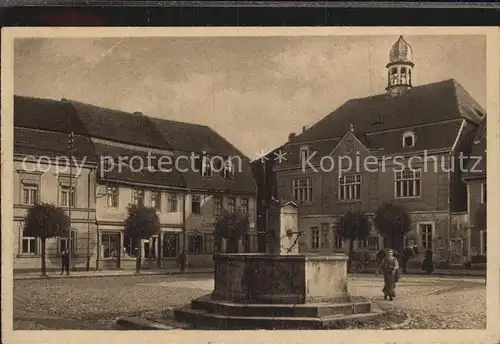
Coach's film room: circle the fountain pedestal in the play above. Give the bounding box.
[174,252,383,329]
[173,202,383,330]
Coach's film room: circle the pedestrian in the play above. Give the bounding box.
[401,245,417,273]
[376,248,400,301]
[376,249,386,266]
[421,249,435,274]
[177,251,186,273]
[60,249,70,275]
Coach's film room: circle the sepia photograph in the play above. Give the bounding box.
[1,27,498,343]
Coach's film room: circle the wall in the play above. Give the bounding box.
[184,193,257,267]
[467,179,486,257]
[13,159,97,272]
[96,184,184,225]
[276,151,452,218]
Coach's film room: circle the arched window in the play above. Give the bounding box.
[402,131,416,148]
[391,68,398,84]
[400,67,407,84]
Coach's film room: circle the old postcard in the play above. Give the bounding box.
[1,27,499,344]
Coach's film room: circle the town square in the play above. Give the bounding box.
[14,272,485,330]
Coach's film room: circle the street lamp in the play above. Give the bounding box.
[68,131,75,274]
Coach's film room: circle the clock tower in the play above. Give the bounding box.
[386,36,414,97]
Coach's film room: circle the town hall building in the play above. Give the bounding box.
[255,36,486,266]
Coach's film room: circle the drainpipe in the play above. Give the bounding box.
[466,182,472,261]
[95,175,100,271]
[448,152,453,264]
[68,132,75,273]
[182,190,188,271]
[86,168,91,271]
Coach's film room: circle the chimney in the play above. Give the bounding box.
[302,125,308,133]
[288,132,296,141]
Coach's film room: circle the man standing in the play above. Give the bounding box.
[177,251,186,273]
[60,249,70,275]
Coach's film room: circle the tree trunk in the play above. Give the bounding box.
[157,236,162,268]
[347,238,354,272]
[41,238,47,276]
[228,238,239,253]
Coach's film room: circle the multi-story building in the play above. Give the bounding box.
[13,95,256,272]
[259,36,485,264]
[13,96,98,271]
[462,118,486,259]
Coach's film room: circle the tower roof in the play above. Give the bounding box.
[389,36,413,64]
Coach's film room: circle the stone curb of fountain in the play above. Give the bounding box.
[116,305,411,331]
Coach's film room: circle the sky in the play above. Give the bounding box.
[14,34,486,159]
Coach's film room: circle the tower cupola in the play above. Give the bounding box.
[386,36,414,96]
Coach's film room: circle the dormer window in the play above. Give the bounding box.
[402,131,416,148]
[300,147,309,165]
[201,155,213,177]
[223,159,235,180]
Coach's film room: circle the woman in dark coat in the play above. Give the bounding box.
[376,249,400,300]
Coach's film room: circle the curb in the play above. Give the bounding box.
[116,317,178,330]
[14,270,213,281]
[359,270,485,278]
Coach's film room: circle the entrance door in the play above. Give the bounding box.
[101,232,121,269]
[449,238,463,265]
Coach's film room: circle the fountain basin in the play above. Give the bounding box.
[212,253,351,304]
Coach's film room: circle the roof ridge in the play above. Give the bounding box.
[347,78,456,102]
[148,115,211,128]
[64,96,212,129]
[67,98,137,117]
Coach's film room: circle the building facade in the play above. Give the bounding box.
[13,98,99,271]
[257,36,485,265]
[462,118,487,259]
[13,95,256,272]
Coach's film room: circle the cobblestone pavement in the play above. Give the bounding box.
[348,275,486,329]
[13,273,485,330]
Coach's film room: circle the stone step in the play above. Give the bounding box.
[116,317,178,330]
[320,312,386,329]
[173,305,384,330]
[174,306,323,329]
[190,295,372,318]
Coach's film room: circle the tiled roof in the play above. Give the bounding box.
[277,79,485,168]
[366,121,463,154]
[290,79,484,144]
[14,95,86,133]
[148,117,245,157]
[463,118,486,180]
[68,100,170,150]
[14,127,98,163]
[92,142,185,189]
[13,95,255,194]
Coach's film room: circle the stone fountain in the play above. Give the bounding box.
[173,201,383,329]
